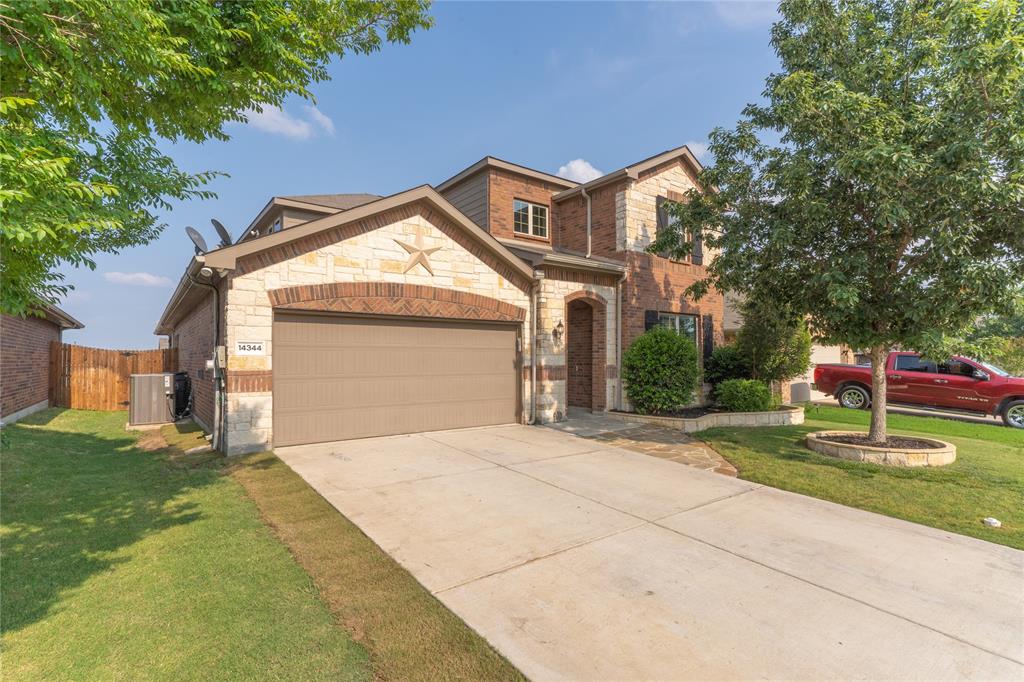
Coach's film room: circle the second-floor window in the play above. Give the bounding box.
[513,199,548,238]
[656,195,703,264]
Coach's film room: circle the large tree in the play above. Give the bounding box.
[0,0,431,315]
[654,0,1024,442]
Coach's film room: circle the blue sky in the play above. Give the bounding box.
[61,1,779,348]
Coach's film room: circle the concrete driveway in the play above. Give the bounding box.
[276,424,1023,681]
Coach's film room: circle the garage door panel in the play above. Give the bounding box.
[275,373,516,411]
[273,313,519,447]
[274,347,517,380]
[274,398,514,445]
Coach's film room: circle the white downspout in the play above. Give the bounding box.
[528,276,540,424]
[616,270,626,410]
[582,187,593,258]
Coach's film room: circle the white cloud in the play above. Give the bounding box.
[685,140,711,161]
[303,105,336,136]
[104,272,173,287]
[242,105,315,139]
[713,1,779,29]
[557,159,604,183]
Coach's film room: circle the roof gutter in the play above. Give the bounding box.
[552,168,637,202]
[154,256,209,335]
[540,251,626,274]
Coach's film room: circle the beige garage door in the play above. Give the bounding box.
[273,313,519,447]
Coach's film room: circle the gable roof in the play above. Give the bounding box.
[552,144,705,201]
[155,185,541,335]
[280,193,380,211]
[435,156,578,193]
[202,185,535,282]
[44,304,84,329]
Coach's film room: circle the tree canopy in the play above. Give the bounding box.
[653,0,1024,440]
[0,0,432,315]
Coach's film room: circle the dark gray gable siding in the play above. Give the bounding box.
[440,172,489,230]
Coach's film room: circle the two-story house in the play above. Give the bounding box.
[155,144,723,454]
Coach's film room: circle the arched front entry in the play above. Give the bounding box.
[565,291,607,411]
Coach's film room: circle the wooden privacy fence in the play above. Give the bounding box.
[49,343,178,411]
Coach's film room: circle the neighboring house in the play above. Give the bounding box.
[155,145,723,454]
[0,305,84,425]
[722,293,852,402]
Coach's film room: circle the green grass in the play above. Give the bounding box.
[1,409,521,681]
[230,451,524,682]
[2,409,370,680]
[699,405,1024,549]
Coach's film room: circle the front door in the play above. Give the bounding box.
[566,300,594,410]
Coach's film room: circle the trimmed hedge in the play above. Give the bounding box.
[622,327,700,415]
[716,379,772,412]
[705,344,751,391]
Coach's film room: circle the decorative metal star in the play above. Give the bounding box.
[394,227,442,275]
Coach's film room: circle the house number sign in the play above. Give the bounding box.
[235,341,266,356]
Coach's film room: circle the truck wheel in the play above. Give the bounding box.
[837,384,871,410]
[1002,400,1024,429]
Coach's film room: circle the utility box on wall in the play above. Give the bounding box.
[129,373,175,426]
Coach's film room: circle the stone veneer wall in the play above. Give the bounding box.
[617,159,700,253]
[535,275,618,422]
[220,205,533,454]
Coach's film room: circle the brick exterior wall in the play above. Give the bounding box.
[269,282,526,322]
[621,252,723,350]
[551,156,723,406]
[554,182,622,257]
[172,294,215,430]
[1,314,60,418]
[487,168,563,242]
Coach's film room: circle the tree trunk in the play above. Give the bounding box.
[868,344,888,444]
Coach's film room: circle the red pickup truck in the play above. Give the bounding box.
[813,351,1024,429]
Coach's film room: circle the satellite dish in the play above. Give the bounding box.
[185,226,208,255]
[211,218,232,248]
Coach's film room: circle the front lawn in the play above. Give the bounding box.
[699,405,1024,549]
[1,410,521,681]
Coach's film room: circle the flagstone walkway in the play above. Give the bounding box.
[544,409,738,476]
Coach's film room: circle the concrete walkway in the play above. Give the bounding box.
[276,424,1024,681]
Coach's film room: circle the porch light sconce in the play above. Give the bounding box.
[552,319,565,343]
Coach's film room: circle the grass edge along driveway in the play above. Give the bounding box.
[698,405,1024,550]
[1,409,522,681]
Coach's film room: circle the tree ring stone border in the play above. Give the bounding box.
[805,430,956,467]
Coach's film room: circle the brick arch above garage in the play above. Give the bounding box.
[268,282,527,323]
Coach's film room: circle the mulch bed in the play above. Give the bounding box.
[817,434,939,450]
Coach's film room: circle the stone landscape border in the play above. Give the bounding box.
[805,430,956,467]
[605,406,804,433]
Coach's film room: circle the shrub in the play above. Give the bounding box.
[622,327,700,415]
[705,344,751,387]
[735,298,812,385]
[716,379,772,412]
